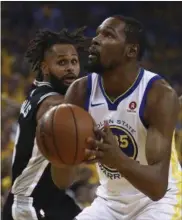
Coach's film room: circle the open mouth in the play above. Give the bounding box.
[89,46,99,58]
[88,54,98,59]
[63,74,77,85]
[88,50,99,61]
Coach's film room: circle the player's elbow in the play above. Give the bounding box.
[51,175,70,189]
[150,191,166,201]
[150,182,168,201]
[51,164,76,189]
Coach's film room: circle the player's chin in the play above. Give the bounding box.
[87,62,104,76]
[86,57,101,71]
[63,79,75,87]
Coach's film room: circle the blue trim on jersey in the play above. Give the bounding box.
[98,68,144,110]
[139,75,162,129]
[85,74,92,111]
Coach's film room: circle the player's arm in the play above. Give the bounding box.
[48,77,88,188]
[36,95,71,187]
[36,94,79,189]
[36,95,64,120]
[115,80,180,201]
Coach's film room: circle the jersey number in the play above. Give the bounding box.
[115,135,129,148]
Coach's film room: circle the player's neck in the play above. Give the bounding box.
[102,63,140,99]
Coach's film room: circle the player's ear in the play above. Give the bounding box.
[41,61,49,77]
[127,44,139,59]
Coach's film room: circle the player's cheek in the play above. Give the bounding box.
[100,51,106,66]
[74,64,80,76]
[101,45,113,65]
[57,66,66,76]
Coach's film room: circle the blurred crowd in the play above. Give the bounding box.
[1,1,182,210]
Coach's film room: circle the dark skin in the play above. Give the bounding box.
[88,17,140,96]
[64,17,180,201]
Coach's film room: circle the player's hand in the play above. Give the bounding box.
[85,121,122,168]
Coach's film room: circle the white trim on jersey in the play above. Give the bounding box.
[25,141,49,196]
[30,89,36,97]
[12,195,38,220]
[28,199,39,220]
[11,139,49,195]
[12,124,20,165]
[38,92,59,104]
[33,79,52,87]
[12,199,17,220]
[11,91,58,196]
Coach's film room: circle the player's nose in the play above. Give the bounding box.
[66,65,74,73]
[92,36,100,47]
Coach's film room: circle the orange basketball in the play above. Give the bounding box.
[36,104,95,166]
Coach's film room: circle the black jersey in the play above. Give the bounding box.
[3,81,81,220]
[9,81,80,212]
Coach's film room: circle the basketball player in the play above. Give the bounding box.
[59,16,181,220]
[2,28,89,220]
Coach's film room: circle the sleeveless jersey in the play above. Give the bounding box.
[10,80,66,207]
[85,68,182,206]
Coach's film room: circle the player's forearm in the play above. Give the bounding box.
[51,164,78,189]
[116,154,168,201]
[51,164,86,189]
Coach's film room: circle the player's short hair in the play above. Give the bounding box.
[113,15,146,60]
[25,27,89,81]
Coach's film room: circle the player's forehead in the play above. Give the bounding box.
[97,17,126,36]
[51,44,78,57]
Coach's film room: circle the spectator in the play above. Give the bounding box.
[33,4,65,31]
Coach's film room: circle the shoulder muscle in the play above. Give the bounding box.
[64,76,88,109]
[146,79,179,135]
[145,79,179,165]
[36,95,64,121]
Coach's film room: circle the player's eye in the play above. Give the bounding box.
[58,60,67,66]
[72,59,78,65]
[103,31,114,38]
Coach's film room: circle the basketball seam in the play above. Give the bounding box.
[52,106,66,164]
[68,105,78,165]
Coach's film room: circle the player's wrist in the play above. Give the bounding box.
[114,151,129,171]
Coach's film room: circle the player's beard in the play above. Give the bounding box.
[49,72,69,95]
[86,53,117,76]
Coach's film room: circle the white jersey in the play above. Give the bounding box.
[86,68,182,212]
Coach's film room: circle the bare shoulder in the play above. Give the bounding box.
[37,76,89,121]
[64,75,88,108]
[36,94,64,121]
[147,79,179,109]
[145,78,180,130]
[66,75,88,94]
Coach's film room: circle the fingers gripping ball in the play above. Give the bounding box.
[36,104,95,166]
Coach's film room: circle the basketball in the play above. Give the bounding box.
[36,104,95,166]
